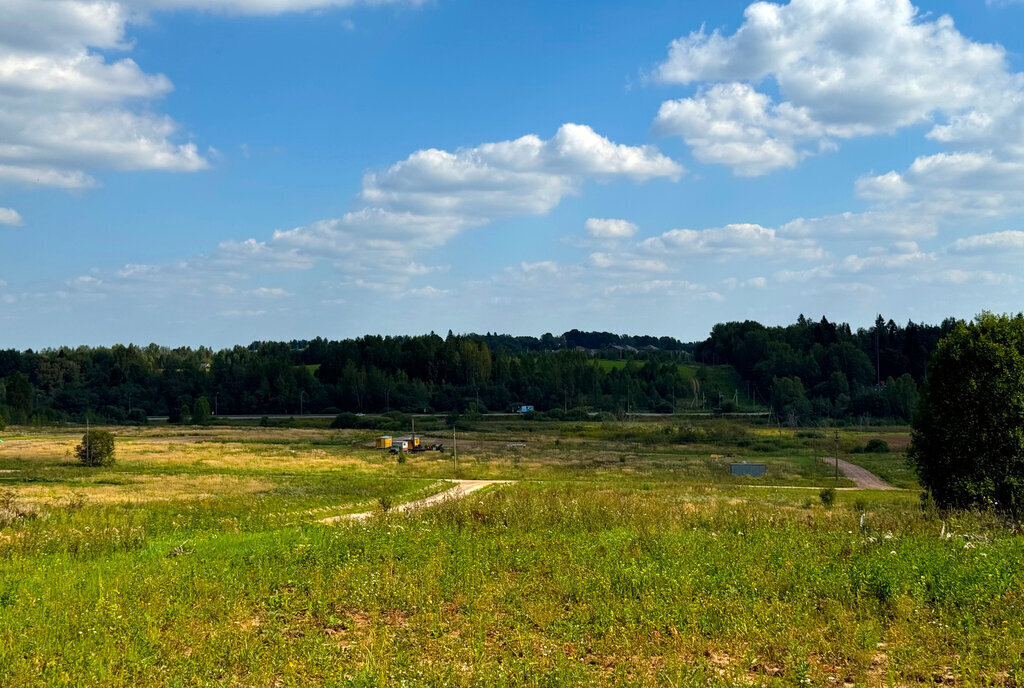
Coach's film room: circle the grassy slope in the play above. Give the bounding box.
[2,485,1021,686]
[2,421,1020,686]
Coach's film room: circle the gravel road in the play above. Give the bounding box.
[322,479,513,523]
[821,457,899,490]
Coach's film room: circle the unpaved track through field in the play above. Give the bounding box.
[821,457,899,490]
[322,479,513,523]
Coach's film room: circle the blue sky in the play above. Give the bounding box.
[3,0,1024,348]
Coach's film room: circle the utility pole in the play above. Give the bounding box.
[834,429,840,484]
[453,426,457,478]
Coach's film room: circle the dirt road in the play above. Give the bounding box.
[322,479,513,523]
[821,457,898,490]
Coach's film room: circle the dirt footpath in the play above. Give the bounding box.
[821,457,899,490]
[322,479,513,523]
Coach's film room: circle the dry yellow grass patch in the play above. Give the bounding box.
[120,441,368,471]
[12,474,274,505]
[1,427,375,471]
[0,437,78,461]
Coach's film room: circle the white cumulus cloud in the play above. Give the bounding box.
[0,207,22,225]
[653,0,1023,175]
[947,230,1024,255]
[585,217,638,238]
[127,0,422,15]
[642,223,824,260]
[0,0,207,190]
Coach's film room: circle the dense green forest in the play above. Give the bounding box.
[697,315,957,423]
[0,317,955,425]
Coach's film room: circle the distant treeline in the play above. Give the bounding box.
[0,330,698,424]
[0,318,954,425]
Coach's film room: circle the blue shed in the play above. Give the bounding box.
[730,463,767,477]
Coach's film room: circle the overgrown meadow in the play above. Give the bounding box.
[1,418,1021,686]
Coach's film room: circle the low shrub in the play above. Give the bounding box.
[865,438,890,453]
[854,438,891,453]
[330,412,360,429]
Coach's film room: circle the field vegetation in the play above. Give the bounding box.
[1,416,1021,686]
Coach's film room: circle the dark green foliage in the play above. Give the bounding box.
[910,313,1024,513]
[0,319,951,421]
[126,408,148,425]
[699,315,955,421]
[819,487,836,507]
[330,412,360,429]
[772,376,811,426]
[192,396,212,425]
[75,430,116,467]
[331,411,411,431]
[860,439,890,454]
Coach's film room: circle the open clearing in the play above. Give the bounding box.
[1,417,1021,686]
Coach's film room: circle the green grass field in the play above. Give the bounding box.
[1,419,1021,686]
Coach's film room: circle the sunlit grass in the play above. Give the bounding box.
[3,419,1012,686]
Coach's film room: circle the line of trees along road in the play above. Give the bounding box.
[0,318,953,425]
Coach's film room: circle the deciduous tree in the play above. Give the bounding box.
[910,313,1024,513]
